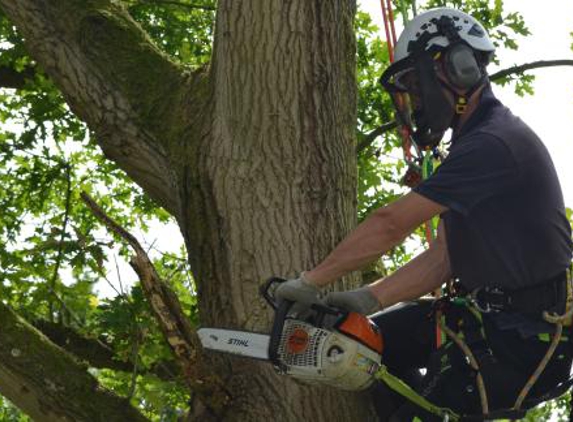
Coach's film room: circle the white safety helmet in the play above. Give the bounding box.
[394,8,495,63]
[380,8,495,149]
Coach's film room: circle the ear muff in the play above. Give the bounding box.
[444,43,482,89]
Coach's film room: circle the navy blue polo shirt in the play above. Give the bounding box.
[414,84,572,293]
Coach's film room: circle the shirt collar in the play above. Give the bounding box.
[453,83,500,140]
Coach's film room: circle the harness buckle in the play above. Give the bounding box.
[470,287,508,313]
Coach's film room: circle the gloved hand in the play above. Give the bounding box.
[273,273,321,315]
[324,286,381,315]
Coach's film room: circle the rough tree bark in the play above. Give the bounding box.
[0,0,377,421]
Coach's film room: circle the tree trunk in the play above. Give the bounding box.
[183,1,376,420]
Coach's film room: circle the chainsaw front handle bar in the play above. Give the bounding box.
[260,276,287,310]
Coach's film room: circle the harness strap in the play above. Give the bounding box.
[439,306,490,415]
[375,365,461,421]
[459,271,568,315]
[460,408,527,421]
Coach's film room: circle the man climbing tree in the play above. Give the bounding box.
[276,7,573,421]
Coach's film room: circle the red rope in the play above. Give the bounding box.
[386,0,398,50]
[381,0,411,162]
[380,0,395,62]
[379,1,443,348]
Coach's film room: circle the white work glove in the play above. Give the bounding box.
[273,273,321,315]
[324,286,381,315]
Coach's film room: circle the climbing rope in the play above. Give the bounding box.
[379,0,444,347]
[375,292,573,421]
[379,0,396,62]
[513,267,573,410]
[439,318,490,415]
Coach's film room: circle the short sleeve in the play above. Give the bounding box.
[413,134,519,215]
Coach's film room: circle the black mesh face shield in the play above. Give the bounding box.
[380,50,455,150]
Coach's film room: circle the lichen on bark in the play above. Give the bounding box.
[0,301,149,422]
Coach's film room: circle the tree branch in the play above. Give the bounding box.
[490,59,573,81]
[356,120,397,153]
[34,319,182,381]
[0,302,150,422]
[48,163,73,323]
[80,192,230,417]
[129,0,216,11]
[0,64,35,89]
[33,320,132,373]
[0,0,199,218]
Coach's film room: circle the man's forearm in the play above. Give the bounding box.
[369,241,451,308]
[305,209,405,286]
[305,193,447,287]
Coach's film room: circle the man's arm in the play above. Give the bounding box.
[369,221,451,308]
[306,192,447,286]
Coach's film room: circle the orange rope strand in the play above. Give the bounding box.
[379,1,442,347]
[386,0,398,49]
[380,0,395,62]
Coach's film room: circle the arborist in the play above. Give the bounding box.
[275,7,573,421]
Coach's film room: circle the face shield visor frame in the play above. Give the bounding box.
[380,50,455,150]
[379,56,417,133]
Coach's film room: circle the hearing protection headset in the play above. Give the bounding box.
[380,9,494,149]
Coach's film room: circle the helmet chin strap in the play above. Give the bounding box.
[437,74,487,132]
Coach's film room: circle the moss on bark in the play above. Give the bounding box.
[0,302,149,422]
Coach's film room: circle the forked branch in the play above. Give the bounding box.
[80,192,230,417]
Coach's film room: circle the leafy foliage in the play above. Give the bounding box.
[0,397,29,422]
[355,10,406,224]
[0,3,205,419]
[125,0,216,66]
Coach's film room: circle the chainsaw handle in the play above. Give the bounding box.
[260,276,287,310]
[268,298,293,370]
[260,277,294,369]
[309,302,346,327]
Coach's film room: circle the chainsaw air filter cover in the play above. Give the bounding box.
[276,313,383,391]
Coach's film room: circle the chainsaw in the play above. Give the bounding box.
[198,277,384,391]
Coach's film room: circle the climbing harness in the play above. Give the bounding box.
[375,268,573,421]
[467,272,568,315]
